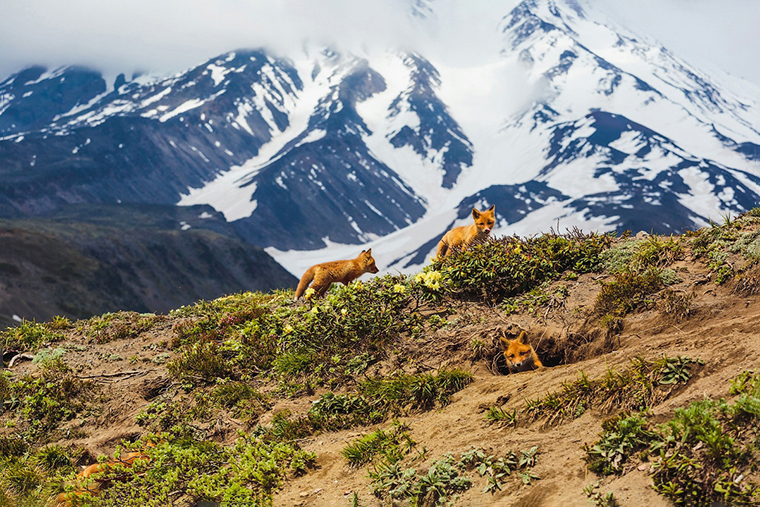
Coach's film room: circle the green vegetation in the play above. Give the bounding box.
[83,312,162,344]
[501,283,569,316]
[5,214,760,506]
[525,356,703,426]
[366,444,541,506]
[54,433,315,507]
[688,207,760,285]
[255,369,473,439]
[584,481,620,507]
[341,421,416,467]
[1,319,66,354]
[430,229,612,303]
[0,443,79,507]
[585,371,760,506]
[0,361,94,444]
[484,405,517,427]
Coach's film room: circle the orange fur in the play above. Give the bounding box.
[499,331,543,373]
[56,448,151,506]
[436,205,496,258]
[294,249,379,300]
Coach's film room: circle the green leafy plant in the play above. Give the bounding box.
[593,268,665,317]
[430,230,611,303]
[484,406,517,426]
[1,319,65,353]
[585,372,760,506]
[342,422,416,467]
[525,357,702,426]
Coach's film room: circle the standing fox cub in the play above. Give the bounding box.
[436,205,496,258]
[499,331,543,373]
[295,249,379,300]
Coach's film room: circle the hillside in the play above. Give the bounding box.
[0,203,297,328]
[2,211,760,507]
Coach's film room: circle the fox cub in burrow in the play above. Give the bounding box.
[499,330,543,373]
[436,205,496,258]
[294,249,379,300]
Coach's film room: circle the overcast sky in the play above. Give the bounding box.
[1,0,759,88]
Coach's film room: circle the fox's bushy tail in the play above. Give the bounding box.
[294,267,315,300]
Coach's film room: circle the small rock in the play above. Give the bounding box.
[299,491,310,497]
[637,463,648,471]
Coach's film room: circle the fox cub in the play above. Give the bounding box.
[295,249,379,300]
[56,448,151,506]
[499,330,543,373]
[436,205,496,258]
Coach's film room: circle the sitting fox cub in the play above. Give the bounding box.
[499,331,543,373]
[295,249,379,300]
[436,205,495,258]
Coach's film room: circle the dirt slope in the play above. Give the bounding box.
[3,224,760,507]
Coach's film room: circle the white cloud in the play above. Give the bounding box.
[592,0,760,86]
[1,0,759,88]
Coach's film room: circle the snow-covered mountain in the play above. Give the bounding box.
[1,0,760,279]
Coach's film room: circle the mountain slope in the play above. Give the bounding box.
[0,203,297,327]
[1,0,760,278]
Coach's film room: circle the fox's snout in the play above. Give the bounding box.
[369,265,379,273]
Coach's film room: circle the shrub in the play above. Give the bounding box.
[431,231,611,303]
[3,365,94,443]
[526,356,702,426]
[342,421,416,467]
[593,269,665,317]
[85,312,161,344]
[57,433,316,507]
[369,446,541,505]
[585,372,760,506]
[658,289,695,321]
[584,413,654,475]
[167,339,235,384]
[1,319,65,352]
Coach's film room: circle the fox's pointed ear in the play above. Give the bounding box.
[498,335,511,349]
[517,331,528,344]
[472,208,481,219]
[366,248,372,255]
[487,204,495,212]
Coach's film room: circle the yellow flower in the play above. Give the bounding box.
[304,287,316,299]
[341,308,348,316]
[393,284,406,294]
[310,306,319,314]
[513,245,522,254]
[283,325,294,334]
[426,271,442,282]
